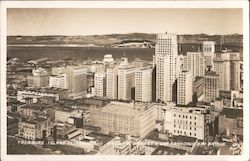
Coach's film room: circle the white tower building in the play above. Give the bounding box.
[155,33,178,103]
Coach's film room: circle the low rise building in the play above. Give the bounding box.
[49,74,68,89]
[164,106,210,141]
[18,117,51,140]
[17,103,54,119]
[55,108,83,123]
[218,108,243,138]
[89,101,156,138]
[17,88,68,103]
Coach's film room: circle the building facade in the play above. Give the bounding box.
[177,71,193,105]
[89,101,156,138]
[49,74,68,89]
[28,67,49,88]
[184,52,205,79]
[164,106,210,141]
[155,33,178,103]
[202,41,215,70]
[203,71,219,103]
[135,67,152,102]
[18,118,51,140]
[214,51,241,91]
[117,58,136,100]
[106,67,118,99]
[94,73,106,98]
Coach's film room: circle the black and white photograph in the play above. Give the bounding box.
[0,1,249,161]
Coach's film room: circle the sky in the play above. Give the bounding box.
[7,8,243,36]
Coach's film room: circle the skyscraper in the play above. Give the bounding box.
[106,67,118,99]
[135,67,152,102]
[214,51,241,91]
[71,67,88,99]
[214,54,230,91]
[202,41,215,71]
[117,58,136,100]
[155,33,178,103]
[94,73,106,98]
[54,65,87,99]
[204,71,219,103]
[177,71,193,105]
[184,52,205,79]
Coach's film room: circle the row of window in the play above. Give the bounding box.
[174,130,197,137]
[174,114,197,120]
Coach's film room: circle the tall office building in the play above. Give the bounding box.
[214,54,230,91]
[202,41,215,70]
[229,52,241,91]
[155,33,178,103]
[117,58,136,100]
[204,71,219,103]
[230,61,241,91]
[183,52,205,79]
[94,73,106,98]
[135,67,152,102]
[55,65,87,99]
[106,67,118,99]
[71,67,88,99]
[214,52,241,91]
[151,65,157,102]
[177,71,193,105]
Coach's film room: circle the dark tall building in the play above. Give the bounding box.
[131,87,135,101]
[152,66,156,102]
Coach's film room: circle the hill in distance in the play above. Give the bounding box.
[7,33,243,47]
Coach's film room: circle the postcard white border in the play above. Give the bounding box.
[1,1,249,161]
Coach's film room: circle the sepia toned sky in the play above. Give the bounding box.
[7,8,242,36]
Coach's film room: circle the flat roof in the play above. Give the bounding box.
[20,87,67,94]
[152,146,187,155]
[220,108,243,118]
[205,71,218,76]
[87,132,114,146]
[21,117,48,124]
[19,103,49,110]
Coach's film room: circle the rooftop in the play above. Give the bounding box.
[220,108,243,118]
[87,132,114,146]
[205,71,218,77]
[21,117,49,124]
[99,101,153,116]
[20,87,68,94]
[19,103,50,110]
[152,146,187,155]
[194,76,204,83]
